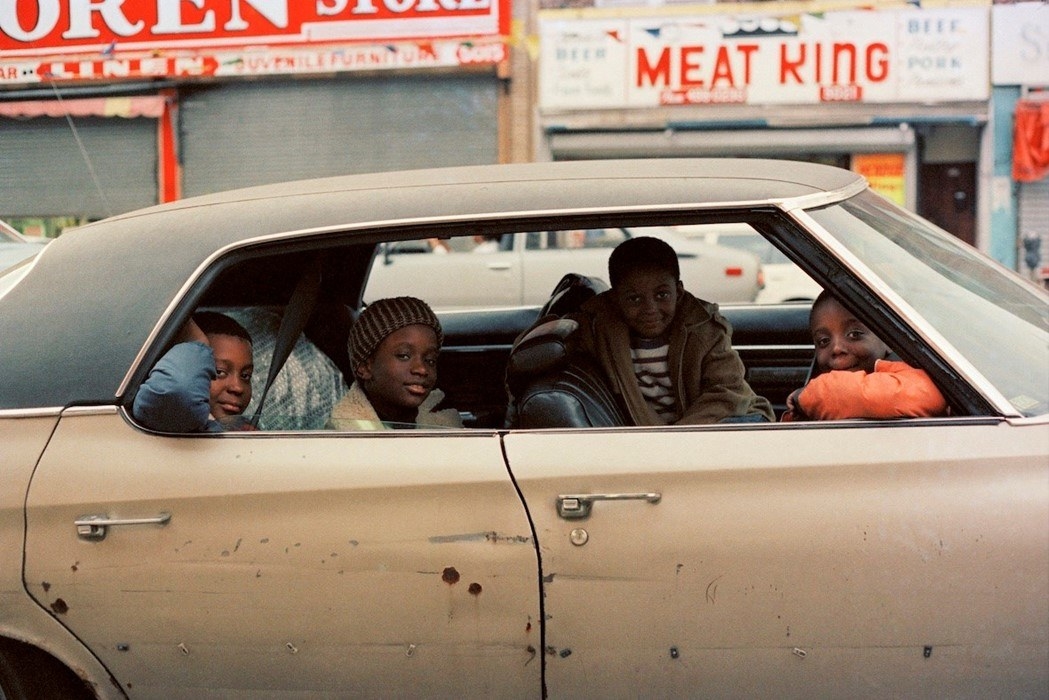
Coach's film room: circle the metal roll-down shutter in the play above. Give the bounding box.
[180,74,499,198]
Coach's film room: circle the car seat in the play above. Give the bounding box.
[224,307,349,430]
[505,273,627,429]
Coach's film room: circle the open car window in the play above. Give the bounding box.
[808,192,1049,417]
[126,198,1045,438]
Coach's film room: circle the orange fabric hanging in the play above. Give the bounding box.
[1013,99,1049,183]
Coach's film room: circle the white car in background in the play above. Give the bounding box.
[0,220,47,271]
[365,226,763,309]
[677,223,822,303]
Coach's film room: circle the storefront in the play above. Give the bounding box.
[0,0,511,233]
[536,2,990,247]
[991,1,1049,283]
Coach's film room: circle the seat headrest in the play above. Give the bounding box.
[507,318,580,380]
[538,273,609,318]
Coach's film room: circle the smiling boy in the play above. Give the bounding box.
[782,290,947,421]
[327,296,462,430]
[133,311,254,432]
[573,236,773,425]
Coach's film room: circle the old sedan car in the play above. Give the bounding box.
[364,226,764,309]
[0,159,1046,699]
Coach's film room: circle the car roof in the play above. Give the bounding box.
[0,159,863,411]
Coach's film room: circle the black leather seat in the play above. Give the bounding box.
[505,274,627,428]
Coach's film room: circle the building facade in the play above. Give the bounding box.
[0,0,513,233]
[0,0,1044,282]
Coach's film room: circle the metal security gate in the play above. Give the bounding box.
[0,115,157,219]
[1018,178,1049,284]
[179,74,500,199]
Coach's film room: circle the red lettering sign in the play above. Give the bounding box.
[635,43,757,89]
[0,0,509,55]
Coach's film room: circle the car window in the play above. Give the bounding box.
[525,229,625,250]
[366,227,764,310]
[809,191,1049,417]
[715,233,793,265]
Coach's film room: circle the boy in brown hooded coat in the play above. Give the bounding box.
[572,236,773,425]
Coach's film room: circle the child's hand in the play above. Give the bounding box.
[174,318,209,346]
[784,388,810,421]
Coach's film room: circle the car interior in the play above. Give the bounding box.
[133,225,821,432]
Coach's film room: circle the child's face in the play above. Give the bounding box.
[357,324,439,423]
[612,267,683,339]
[208,333,254,420]
[810,298,890,374]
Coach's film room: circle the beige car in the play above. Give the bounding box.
[0,159,1046,699]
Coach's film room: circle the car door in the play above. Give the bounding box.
[364,241,523,309]
[24,409,540,697]
[504,421,1048,698]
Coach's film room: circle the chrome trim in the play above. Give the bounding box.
[779,175,869,212]
[558,492,662,519]
[0,406,63,419]
[1004,414,1049,427]
[75,512,171,540]
[61,405,120,417]
[789,208,1022,418]
[443,345,515,353]
[735,344,813,353]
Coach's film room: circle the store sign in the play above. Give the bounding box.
[852,153,906,206]
[0,0,509,82]
[539,7,988,110]
[991,2,1049,85]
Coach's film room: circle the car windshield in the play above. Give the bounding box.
[808,190,1049,417]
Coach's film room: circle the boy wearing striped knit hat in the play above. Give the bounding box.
[327,296,462,430]
[572,236,773,425]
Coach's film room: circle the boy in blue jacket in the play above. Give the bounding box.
[133,312,254,432]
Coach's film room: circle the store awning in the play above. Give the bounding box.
[1014,98,1049,183]
[0,95,165,119]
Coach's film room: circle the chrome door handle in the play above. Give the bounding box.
[75,513,171,540]
[557,493,661,520]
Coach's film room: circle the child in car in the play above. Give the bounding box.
[571,236,773,425]
[781,290,947,421]
[327,296,462,430]
[133,311,255,432]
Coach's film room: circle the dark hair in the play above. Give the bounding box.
[808,289,837,325]
[608,236,680,287]
[194,311,252,344]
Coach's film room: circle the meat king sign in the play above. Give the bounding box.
[539,6,989,110]
[0,0,509,82]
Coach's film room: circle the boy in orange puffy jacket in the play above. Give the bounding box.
[782,291,947,421]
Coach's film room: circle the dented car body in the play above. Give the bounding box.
[0,159,1046,698]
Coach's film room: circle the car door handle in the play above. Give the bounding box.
[485,262,512,271]
[557,493,661,520]
[75,513,171,540]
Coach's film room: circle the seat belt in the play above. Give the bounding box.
[251,256,322,427]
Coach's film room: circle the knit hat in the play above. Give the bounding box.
[349,296,443,371]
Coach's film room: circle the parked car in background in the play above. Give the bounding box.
[364,226,763,309]
[677,222,822,303]
[0,219,47,271]
[0,159,1046,699]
